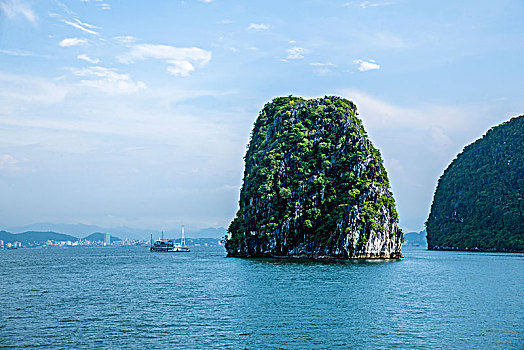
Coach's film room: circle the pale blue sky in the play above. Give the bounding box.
[0,0,523,232]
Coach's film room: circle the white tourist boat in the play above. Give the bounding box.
[150,226,190,252]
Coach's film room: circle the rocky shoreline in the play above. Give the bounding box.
[226,251,403,259]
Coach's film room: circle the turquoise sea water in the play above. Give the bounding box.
[1,246,522,349]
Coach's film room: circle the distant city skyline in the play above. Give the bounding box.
[0,222,227,240]
[0,0,523,232]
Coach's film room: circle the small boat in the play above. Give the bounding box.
[150,226,190,252]
[150,239,190,252]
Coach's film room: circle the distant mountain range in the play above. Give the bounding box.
[0,223,227,240]
[0,230,222,247]
[0,231,78,244]
[0,230,122,244]
[403,230,427,248]
[83,232,122,243]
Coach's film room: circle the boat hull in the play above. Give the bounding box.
[150,247,190,252]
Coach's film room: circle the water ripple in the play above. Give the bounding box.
[0,247,522,349]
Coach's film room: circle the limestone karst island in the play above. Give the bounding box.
[225,96,403,259]
[426,115,524,252]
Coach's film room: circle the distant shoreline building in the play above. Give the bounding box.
[104,232,110,246]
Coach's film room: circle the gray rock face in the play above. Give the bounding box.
[225,96,403,259]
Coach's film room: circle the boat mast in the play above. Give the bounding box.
[181,225,186,247]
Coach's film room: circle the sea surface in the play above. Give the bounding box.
[1,246,522,349]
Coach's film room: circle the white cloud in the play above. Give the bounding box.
[118,44,212,77]
[429,126,453,155]
[118,44,211,64]
[0,153,29,173]
[0,0,36,22]
[55,1,76,16]
[0,49,34,56]
[77,54,100,64]
[73,18,97,29]
[286,46,309,59]
[338,89,483,136]
[0,85,241,155]
[75,0,110,10]
[247,23,270,30]
[216,19,234,24]
[59,38,88,47]
[364,32,408,49]
[166,60,195,77]
[113,36,137,45]
[310,62,336,67]
[311,62,336,75]
[72,66,146,94]
[0,154,18,168]
[344,1,391,9]
[199,0,214,2]
[353,59,380,71]
[336,88,492,170]
[62,19,99,35]
[0,72,68,104]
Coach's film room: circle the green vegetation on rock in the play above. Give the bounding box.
[225,96,402,258]
[426,115,524,252]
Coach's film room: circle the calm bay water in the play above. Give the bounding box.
[0,246,522,349]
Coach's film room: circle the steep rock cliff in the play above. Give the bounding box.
[225,96,402,258]
[426,115,524,252]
